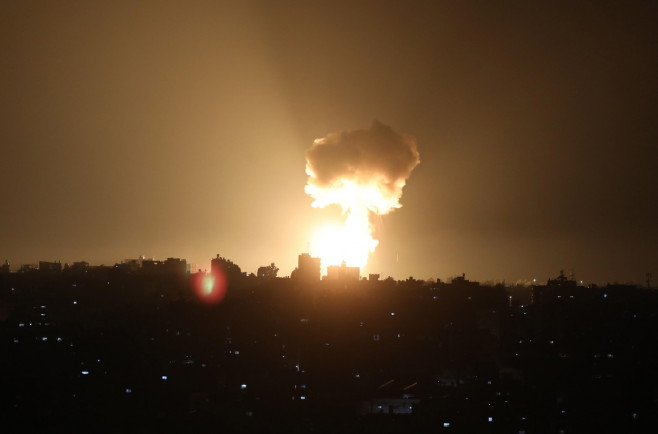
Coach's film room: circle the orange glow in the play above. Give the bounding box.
[310,221,378,272]
[307,178,398,271]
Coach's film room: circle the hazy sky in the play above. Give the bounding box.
[1,1,656,284]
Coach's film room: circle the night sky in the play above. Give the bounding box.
[1,1,656,284]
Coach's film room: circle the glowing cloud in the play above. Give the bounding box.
[305,121,420,269]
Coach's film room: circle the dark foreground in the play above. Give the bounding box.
[1,268,657,433]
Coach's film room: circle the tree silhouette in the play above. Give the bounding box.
[257,262,279,278]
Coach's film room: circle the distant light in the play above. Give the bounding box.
[300,396,306,400]
[443,422,450,428]
[81,371,89,375]
[488,417,493,422]
[161,375,167,381]
[73,301,77,305]
[241,384,247,390]
[603,294,607,298]
[390,312,395,316]
[125,388,132,394]
[42,337,47,342]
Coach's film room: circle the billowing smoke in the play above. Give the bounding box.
[305,121,420,268]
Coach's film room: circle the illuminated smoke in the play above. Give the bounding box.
[305,121,420,269]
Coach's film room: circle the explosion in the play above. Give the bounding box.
[305,121,420,271]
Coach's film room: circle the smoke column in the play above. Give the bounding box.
[305,121,420,269]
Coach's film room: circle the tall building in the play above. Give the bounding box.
[297,253,321,282]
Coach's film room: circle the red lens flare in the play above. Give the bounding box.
[193,270,227,304]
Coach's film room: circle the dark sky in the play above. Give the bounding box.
[1,1,656,284]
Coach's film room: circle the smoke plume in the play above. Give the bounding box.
[305,121,420,267]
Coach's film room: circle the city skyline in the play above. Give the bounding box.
[1,1,656,285]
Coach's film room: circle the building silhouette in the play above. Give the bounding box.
[326,262,360,281]
[38,260,61,273]
[295,253,321,282]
